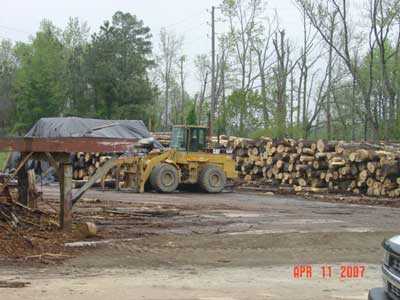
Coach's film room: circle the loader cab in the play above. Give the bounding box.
[170,125,208,152]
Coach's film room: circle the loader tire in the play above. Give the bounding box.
[150,163,179,193]
[199,165,226,193]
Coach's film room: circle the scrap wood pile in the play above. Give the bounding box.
[0,199,70,260]
[230,138,400,197]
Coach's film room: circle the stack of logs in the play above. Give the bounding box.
[231,138,400,197]
[151,132,171,147]
[151,132,233,148]
[72,153,113,181]
[70,136,400,197]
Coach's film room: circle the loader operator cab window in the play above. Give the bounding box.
[189,128,206,152]
[171,127,187,151]
[171,127,207,152]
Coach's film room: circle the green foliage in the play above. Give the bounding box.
[0,39,16,130]
[223,0,237,8]
[249,124,304,139]
[5,12,157,134]
[61,17,92,117]
[186,103,197,125]
[357,40,400,140]
[13,21,66,133]
[0,152,8,170]
[86,11,155,120]
[224,89,264,136]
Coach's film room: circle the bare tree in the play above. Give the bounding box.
[272,30,291,137]
[297,0,361,139]
[194,54,210,123]
[296,3,320,137]
[370,0,400,138]
[325,11,337,139]
[215,36,230,133]
[220,0,267,135]
[221,0,262,91]
[157,28,182,129]
[250,17,275,128]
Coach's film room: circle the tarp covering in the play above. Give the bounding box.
[25,117,162,148]
[5,117,161,175]
[27,117,151,139]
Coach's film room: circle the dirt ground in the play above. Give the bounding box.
[1,185,400,299]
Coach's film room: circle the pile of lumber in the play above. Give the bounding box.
[151,132,171,147]
[71,153,138,189]
[72,153,113,181]
[211,135,233,148]
[151,131,238,148]
[230,138,400,197]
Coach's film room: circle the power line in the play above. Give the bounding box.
[162,9,207,29]
[180,22,208,36]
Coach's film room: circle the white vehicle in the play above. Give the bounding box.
[369,235,400,300]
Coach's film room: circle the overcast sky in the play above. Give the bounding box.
[0,0,304,93]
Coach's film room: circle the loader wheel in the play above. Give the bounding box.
[150,163,179,193]
[199,165,226,193]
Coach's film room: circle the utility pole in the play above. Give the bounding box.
[210,5,216,135]
[179,55,185,124]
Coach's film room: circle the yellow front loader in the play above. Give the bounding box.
[72,125,237,202]
[122,125,237,193]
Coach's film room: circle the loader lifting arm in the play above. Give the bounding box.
[71,149,177,204]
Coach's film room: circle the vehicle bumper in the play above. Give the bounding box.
[368,288,391,300]
[384,264,400,299]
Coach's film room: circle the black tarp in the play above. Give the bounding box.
[26,117,154,140]
[5,117,161,177]
[24,117,161,148]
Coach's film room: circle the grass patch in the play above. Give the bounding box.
[0,152,9,171]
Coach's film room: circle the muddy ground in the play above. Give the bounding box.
[1,185,400,299]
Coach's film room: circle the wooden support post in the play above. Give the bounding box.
[59,162,73,230]
[27,169,38,209]
[17,153,29,206]
[115,165,120,191]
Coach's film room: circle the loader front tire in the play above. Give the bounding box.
[199,165,226,193]
[150,163,179,193]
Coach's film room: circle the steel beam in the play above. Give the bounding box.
[0,137,138,153]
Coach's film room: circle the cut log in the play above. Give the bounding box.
[316,139,336,153]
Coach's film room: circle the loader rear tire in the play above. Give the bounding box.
[199,165,226,193]
[150,163,179,193]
